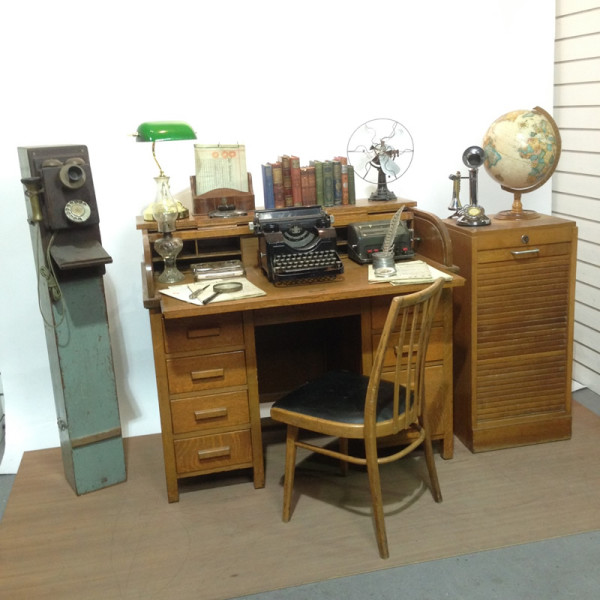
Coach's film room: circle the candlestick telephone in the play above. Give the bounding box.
[448,146,491,227]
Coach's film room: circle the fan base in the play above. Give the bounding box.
[369,189,397,202]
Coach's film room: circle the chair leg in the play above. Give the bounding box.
[364,436,389,559]
[339,437,349,476]
[282,425,299,522]
[422,430,442,503]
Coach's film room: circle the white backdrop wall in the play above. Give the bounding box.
[0,0,555,473]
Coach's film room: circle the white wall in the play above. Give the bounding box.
[0,0,556,473]
[554,0,600,395]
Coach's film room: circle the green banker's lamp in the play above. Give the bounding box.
[135,121,196,283]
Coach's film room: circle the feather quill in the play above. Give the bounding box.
[381,206,405,255]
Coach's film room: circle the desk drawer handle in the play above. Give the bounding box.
[194,407,228,421]
[197,446,231,461]
[191,368,224,381]
[511,248,540,257]
[187,327,221,339]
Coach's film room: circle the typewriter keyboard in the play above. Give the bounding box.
[271,249,344,283]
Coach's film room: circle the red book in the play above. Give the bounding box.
[302,166,317,206]
[300,167,315,206]
[280,155,293,207]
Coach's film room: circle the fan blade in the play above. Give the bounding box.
[380,154,401,178]
[351,150,374,174]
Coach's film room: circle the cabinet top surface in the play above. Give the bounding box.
[444,213,576,235]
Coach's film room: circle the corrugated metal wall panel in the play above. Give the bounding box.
[554,0,600,394]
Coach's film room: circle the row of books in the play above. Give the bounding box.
[261,155,356,209]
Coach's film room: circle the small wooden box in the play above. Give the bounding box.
[190,173,255,216]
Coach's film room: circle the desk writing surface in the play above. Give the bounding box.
[158,257,465,320]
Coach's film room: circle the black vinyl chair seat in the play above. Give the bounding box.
[272,370,406,425]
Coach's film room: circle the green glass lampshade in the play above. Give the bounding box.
[135,121,196,142]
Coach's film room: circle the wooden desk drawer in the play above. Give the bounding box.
[171,391,250,434]
[174,430,252,474]
[373,326,444,366]
[166,351,247,394]
[474,226,574,251]
[163,313,244,353]
[478,241,572,265]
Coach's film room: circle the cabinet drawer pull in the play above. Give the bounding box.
[510,248,540,257]
[197,446,231,460]
[187,327,221,339]
[191,368,224,381]
[194,407,228,421]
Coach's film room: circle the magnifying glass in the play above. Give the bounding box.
[201,281,243,305]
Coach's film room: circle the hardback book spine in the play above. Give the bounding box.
[300,165,317,206]
[335,156,349,205]
[290,155,303,206]
[332,160,343,205]
[306,165,317,206]
[323,160,334,206]
[300,167,310,206]
[271,161,285,208]
[341,163,349,205]
[280,155,293,207]
[261,163,274,209]
[347,164,356,204]
[311,160,324,205]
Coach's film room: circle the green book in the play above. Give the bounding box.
[347,164,356,204]
[332,160,343,205]
[323,160,334,206]
[311,160,324,205]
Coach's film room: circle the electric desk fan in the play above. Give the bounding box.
[347,118,414,201]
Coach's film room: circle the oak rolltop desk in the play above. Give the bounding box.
[137,200,464,502]
[445,214,577,452]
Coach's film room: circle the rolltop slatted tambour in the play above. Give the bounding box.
[445,214,577,452]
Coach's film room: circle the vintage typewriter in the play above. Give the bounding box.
[252,206,344,285]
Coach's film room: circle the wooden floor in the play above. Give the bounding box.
[1,402,600,600]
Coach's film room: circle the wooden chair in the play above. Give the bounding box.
[270,277,445,559]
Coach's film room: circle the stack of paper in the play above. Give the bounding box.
[159,277,266,305]
[368,260,453,285]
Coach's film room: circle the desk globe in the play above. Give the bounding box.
[482,106,561,219]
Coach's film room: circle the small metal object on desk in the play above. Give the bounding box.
[188,283,210,299]
[202,281,243,305]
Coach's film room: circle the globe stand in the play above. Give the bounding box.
[494,190,540,220]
